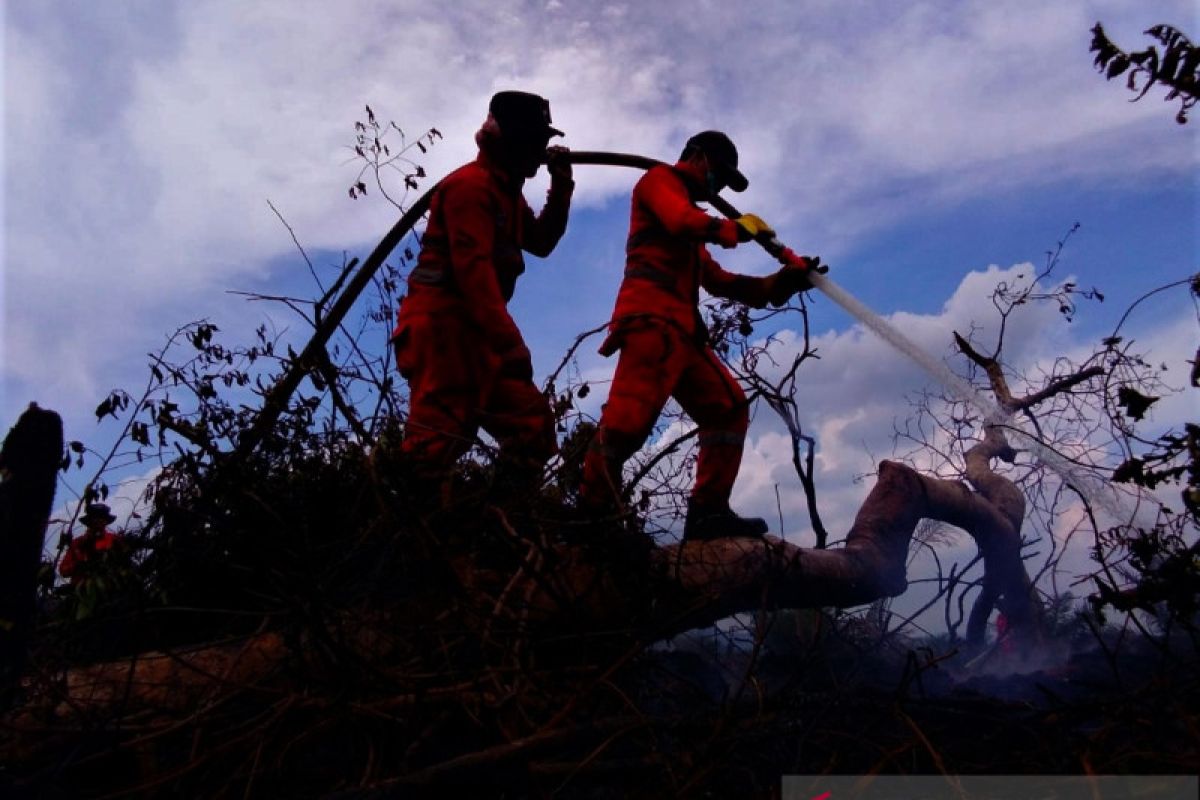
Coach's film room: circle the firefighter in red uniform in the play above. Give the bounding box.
[392,91,573,500]
[59,503,125,584]
[580,131,813,541]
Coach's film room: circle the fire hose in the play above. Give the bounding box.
[233,149,817,460]
[231,150,1126,516]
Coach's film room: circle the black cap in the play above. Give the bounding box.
[684,130,748,192]
[82,502,116,525]
[489,91,564,140]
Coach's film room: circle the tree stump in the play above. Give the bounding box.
[0,404,63,706]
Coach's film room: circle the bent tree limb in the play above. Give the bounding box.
[532,459,1038,640]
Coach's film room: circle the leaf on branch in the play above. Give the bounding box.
[1093,21,1198,122]
[1117,386,1160,420]
[1091,23,1120,68]
[131,422,150,447]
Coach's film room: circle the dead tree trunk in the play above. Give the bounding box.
[490,459,1039,641]
[0,404,63,706]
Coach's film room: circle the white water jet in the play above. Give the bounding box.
[808,272,1125,517]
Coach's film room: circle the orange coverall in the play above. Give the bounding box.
[582,164,774,507]
[59,530,123,584]
[392,150,573,476]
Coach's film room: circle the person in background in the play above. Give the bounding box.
[59,503,125,584]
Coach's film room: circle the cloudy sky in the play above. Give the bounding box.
[4,1,1197,621]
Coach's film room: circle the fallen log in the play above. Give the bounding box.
[3,459,1040,738]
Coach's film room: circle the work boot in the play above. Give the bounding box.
[683,499,768,542]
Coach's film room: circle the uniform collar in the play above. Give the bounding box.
[671,160,708,202]
[475,148,524,191]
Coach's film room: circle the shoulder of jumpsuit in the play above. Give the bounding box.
[439,158,496,198]
[638,164,709,219]
[433,163,503,223]
[637,163,686,193]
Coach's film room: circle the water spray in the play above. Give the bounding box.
[808,271,1123,517]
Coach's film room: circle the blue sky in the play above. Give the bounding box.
[4,1,1198,626]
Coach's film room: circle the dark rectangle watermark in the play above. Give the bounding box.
[782,775,1197,800]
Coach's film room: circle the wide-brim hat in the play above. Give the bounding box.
[685,130,748,192]
[82,502,116,525]
[489,90,565,140]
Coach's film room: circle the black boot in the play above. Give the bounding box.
[683,499,768,542]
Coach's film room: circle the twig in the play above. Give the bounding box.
[267,199,322,292]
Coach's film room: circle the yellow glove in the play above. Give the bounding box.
[735,213,774,242]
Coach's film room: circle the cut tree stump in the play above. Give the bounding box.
[1,404,63,707]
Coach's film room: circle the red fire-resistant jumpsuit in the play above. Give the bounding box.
[392,150,573,477]
[582,164,775,507]
[59,530,123,585]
